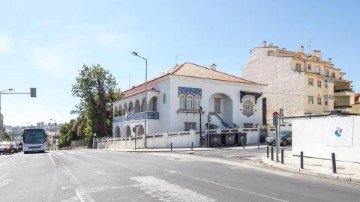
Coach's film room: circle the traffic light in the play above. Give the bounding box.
[30,88,36,97]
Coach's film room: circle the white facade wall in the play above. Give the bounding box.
[113,73,264,147]
[242,48,305,122]
[293,116,360,162]
[168,75,263,132]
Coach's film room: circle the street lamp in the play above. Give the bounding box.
[49,119,57,133]
[0,88,13,133]
[132,51,148,148]
[199,106,203,147]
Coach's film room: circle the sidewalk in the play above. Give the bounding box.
[107,144,268,152]
[261,150,360,183]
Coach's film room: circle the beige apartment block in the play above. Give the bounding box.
[242,41,354,124]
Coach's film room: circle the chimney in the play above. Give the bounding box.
[313,50,321,58]
[328,58,332,63]
[210,63,217,71]
[299,46,304,53]
[262,41,266,47]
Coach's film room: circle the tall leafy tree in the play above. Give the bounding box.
[72,64,119,138]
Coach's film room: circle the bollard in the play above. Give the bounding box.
[271,147,274,161]
[191,142,193,151]
[242,136,245,149]
[171,142,173,151]
[267,146,269,158]
[332,153,337,173]
[281,149,284,164]
[300,151,304,169]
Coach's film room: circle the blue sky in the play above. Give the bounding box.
[0,0,359,126]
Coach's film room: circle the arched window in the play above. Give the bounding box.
[194,95,201,110]
[243,100,253,113]
[179,95,186,109]
[186,95,193,110]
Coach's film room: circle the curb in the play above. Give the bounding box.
[261,156,359,183]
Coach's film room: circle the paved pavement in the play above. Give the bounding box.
[108,144,360,184]
[261,149,360,183]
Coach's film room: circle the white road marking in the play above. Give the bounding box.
[131,176,216,202]
[150,153,293,177]
[61,196,79,202]
[0,171,12,189]
[0,179,12,188]
[175,172,289,202]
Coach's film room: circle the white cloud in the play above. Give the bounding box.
[0,33,13,53]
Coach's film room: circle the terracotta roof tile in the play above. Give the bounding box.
[122,62,260,98]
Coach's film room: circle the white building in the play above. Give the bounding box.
[112,63,265,143]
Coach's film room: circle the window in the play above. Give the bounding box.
[307,64,311,70]
[308,78,314,86]
[243,100,253,113]
[179,95,186,109]
[295,63,301,71]
[317,97,322,105]
[163,93,166,104]
[267,51,275,56]
[194,95,201,110]
[325,101,328,106]
[315,66,320,74]
[214,98,221,113]
[186,95,193,110]
[331,72,336,78]
[325,84,328,88]
[308,96,314,104]
[324,95,329,101]
[317,80,321,88]
[324,69,330,77]
[339,77,342,80]
[243,123,253,128]
[184,122,196,131]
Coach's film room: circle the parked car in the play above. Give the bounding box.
[0,141,15,154]
[265,131,292,146]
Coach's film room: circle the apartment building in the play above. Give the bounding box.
[242,41,354,123]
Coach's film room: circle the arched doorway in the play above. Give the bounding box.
[125,125,131,137]
[149,97,158,111]
[115,126,121,138]
[137,125,145,136]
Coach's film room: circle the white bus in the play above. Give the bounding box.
[22,128,47,154]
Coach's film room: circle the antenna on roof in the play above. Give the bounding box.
[175,54,179,65]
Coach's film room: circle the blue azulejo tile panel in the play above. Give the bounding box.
[178,87,202,96]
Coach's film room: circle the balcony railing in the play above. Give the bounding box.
[113,111,159,123]
[334,89,353,93]
[334,105,352,108]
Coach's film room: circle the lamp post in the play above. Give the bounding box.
[0,88,13,133]
[49,119,57,133]
[199,106,203,147]
[132,51,148,148]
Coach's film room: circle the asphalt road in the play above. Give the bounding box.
[1,150,360,202]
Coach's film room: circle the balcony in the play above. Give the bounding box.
[334,89,353,96]
[334,105,353,113]
[113,111,159,123]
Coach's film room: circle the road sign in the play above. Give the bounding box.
[272,112,279,126]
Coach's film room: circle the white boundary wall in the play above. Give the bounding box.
[98,128,263,149]
[293,116,360,162]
